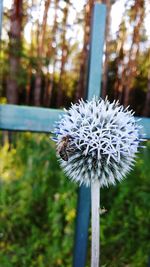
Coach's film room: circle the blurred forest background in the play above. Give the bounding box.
[0,0,150,114]
[0,0,150,267]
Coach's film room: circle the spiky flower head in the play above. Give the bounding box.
[53,98,143,187]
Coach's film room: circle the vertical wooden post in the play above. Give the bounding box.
[73,186,91,267]
[87,3,106,100]
[73,3,106,267]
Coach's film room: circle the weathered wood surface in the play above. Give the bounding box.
[0,104,149,138]
[73,4,106,267]
[87,4,106,100]
[136,117,150,139]
[0,104,63,133]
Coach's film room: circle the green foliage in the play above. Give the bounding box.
[0,135,150,267]
[0,133,77,267]
[101,142,150,267]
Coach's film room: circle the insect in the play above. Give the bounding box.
[57,135,74,161]
[99,207,107,215]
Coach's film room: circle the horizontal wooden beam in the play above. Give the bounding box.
[136,117,150,139]
[0,104,150,138]
[0,104,63,133]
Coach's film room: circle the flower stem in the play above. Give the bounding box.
[91,179,100,267]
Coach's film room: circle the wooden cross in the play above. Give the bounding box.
[0,3,150,267]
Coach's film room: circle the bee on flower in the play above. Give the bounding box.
[52,97,144,188]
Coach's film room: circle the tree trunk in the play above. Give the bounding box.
[56,1,70,107]
[34,72,42,106]
[25,0,34,105]
[6,0,23,104]
[102,0,111,98]
[43,0,59,107]
[123,0,144,107]
[39,0,51,56]
[34,0,51,106]
[75,0,94,101]
[113,20,126,102]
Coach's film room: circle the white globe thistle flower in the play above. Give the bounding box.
[53,97,143,187]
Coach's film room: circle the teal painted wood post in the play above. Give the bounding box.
[87,4,106,100]
[73,4,106,267]
[0,0,3,39]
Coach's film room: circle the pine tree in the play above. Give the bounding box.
[6,0,23,104]
[56,0,70,107]
[34,0,51,106]
[75,0,94,100]
[123,0,145,106]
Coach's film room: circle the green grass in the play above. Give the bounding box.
[0,133,150,267]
